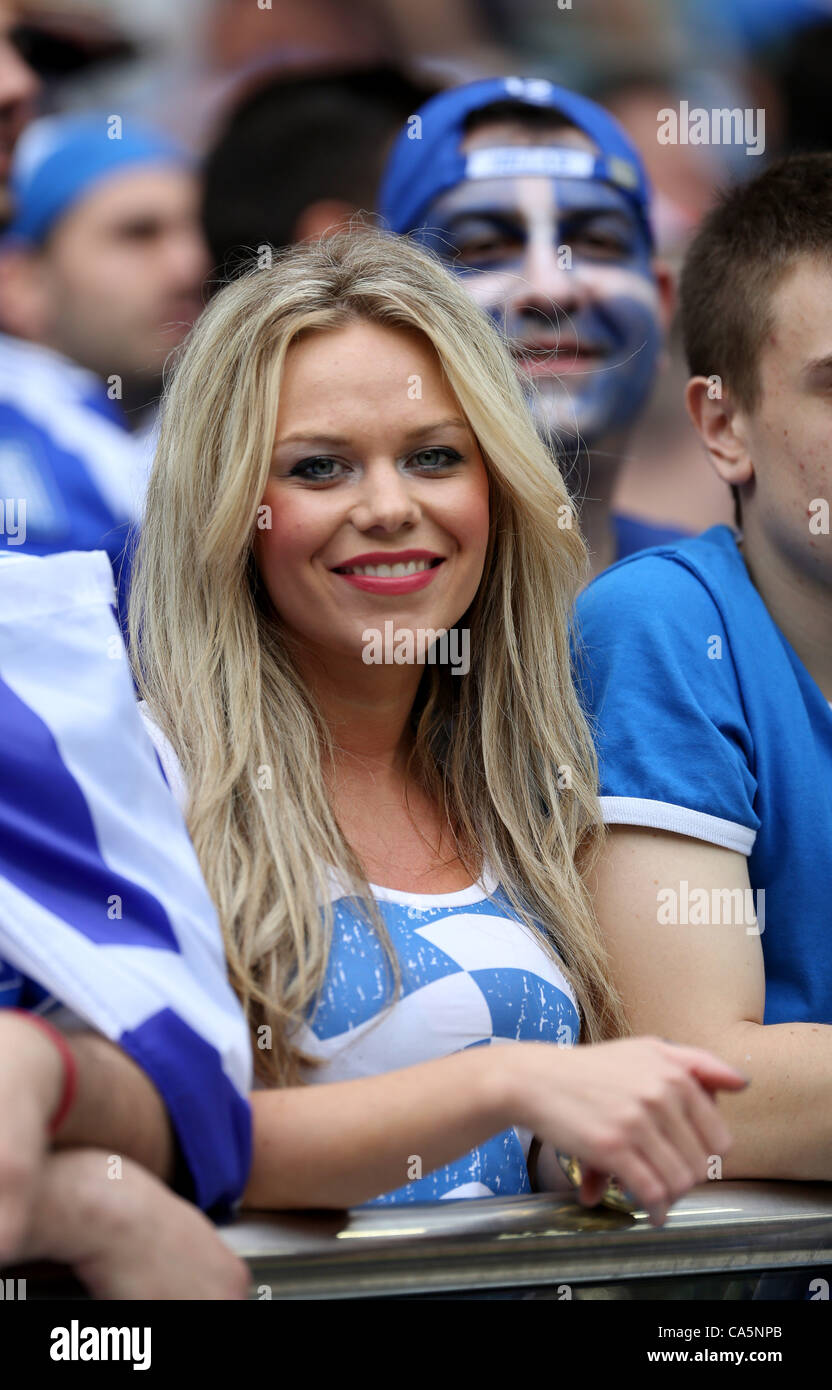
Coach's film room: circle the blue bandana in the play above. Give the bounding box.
[3,112,190,247]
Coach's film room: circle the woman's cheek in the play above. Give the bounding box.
[457,473,491,553]
[256,484,311,566]
[252,485,301,595]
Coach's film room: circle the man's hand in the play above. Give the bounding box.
[21,1149,250,1300]
[0,1011,64,1263]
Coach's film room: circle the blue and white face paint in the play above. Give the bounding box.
[421,136,662,452]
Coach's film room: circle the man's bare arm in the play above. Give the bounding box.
[591,825,832,1180]
[1,1016,176,1182]
[0,1012,175,1264]
[53,1029,174,1182]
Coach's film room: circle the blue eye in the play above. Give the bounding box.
[289,457,343,481]
[410,447,462,470]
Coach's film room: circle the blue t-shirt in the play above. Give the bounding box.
[612,512,690,562]
[0,958,50,1009]
[0,960,73,1030]
[575,524,832,1026]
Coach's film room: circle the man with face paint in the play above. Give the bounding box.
[379,77,678,576]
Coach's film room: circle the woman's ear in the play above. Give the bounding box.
[684,376,754,490]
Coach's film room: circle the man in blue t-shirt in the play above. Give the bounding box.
[379,77,688,576]
[576,153,832,1182]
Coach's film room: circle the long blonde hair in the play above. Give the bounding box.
[129,229,627,1084]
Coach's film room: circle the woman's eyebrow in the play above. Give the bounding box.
[274,431,352,448]
[399,417,470,440]
[274,419,470,449]
[560,205,637,233]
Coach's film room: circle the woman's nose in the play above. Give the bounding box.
[350,463,421,532]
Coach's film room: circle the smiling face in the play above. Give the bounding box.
[253,319,491,678]
[422,118,662,450]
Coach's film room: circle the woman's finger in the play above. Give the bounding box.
[577,1165,609,1207]
[600,1146,670,1226]
[652,1082,714,1188]
[682,1074,735,1165]
[663,1043,750,1094]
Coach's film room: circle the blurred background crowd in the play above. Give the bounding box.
[2,0,832,554]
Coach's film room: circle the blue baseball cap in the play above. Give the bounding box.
[379,76,654,249]
[3,112,191,248]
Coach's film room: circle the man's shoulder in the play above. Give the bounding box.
[579,525,744,630]
[0,333,95,400]
[0,335,148,525]
[611,512,691,561]
[0,333,127,438]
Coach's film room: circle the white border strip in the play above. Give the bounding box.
[465,146,596,181]
[599,796,757,856]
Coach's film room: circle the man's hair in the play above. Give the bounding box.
[680,153,832,412]
[202,65,435,273]
[463,98,579,141]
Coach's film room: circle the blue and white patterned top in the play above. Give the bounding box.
[140,706,581,1205]
[296,874,580,1204]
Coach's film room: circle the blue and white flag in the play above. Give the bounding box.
[0,549,252,1215]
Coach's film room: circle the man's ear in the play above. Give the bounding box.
[651,257,675,335]
[0,248,53,340]
[292,200,363,244]
[685,376,754,489]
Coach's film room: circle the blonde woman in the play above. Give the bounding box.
[130,231,745,1222]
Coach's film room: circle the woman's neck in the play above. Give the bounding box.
[295,646,421,775]
[293,646,475,890]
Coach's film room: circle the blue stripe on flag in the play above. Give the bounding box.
[0,674,179,952]
[120,1008,252,1216]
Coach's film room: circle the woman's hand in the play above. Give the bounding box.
[507,1036,748,1226]
[0,1011,64,1264]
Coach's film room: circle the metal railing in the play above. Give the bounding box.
[223,1181,832,1299]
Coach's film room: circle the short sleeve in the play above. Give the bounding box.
[574,554,759,854]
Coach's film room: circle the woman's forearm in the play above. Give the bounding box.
[243,1037,745,1220]
[244,1046,513,1209]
